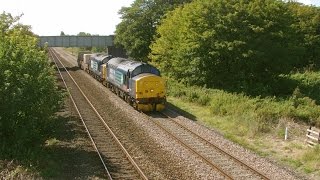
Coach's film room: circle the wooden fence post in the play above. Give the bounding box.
[308,126,311,135]
[306,126,320,147]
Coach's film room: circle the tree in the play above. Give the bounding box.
[150,0,300,94]
[287,2,320,68]
[115,0,192,62]
[60,31,65,36]
[77,32,91,36]
[0,12,63,153]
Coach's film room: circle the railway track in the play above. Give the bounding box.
[148,110,270,180]
[49,48,147,180]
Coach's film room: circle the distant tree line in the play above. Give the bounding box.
[115,0,320,95]
[74,32,106,52]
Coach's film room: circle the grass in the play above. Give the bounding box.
[166,70,320,176]
[300,145,320,174]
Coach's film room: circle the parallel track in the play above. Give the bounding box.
[148,110,270,180]
[49,48,147,180]
[50,47,270,179]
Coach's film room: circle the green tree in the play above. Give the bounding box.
[150,0,300,94]
[288,2,320,68]
[115,0,192,62]
[0,12,63,154]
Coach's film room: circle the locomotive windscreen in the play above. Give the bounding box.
[131,64,160,77]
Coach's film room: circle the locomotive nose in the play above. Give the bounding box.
[133,74,166,111]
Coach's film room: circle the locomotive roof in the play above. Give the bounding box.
[91,54,112,62]
[108,58,147,72]
[107,57,127,65]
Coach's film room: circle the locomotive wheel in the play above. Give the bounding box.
[153,103,156,111]
[133,102,138,110]
[126,96,132,105]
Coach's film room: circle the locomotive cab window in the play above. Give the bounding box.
[132,64,160,77]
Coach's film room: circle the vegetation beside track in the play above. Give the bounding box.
[0,12,84,178]
[166,70,320,177]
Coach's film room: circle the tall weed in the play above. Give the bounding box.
[167,78,320,136]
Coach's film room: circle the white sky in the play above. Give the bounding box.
[0,0,319,36]
[0,0,135,36]
[298,0,320,6]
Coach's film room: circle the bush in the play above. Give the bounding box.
[289,71,320,104]
[0,13,63,156]
[168,79,320,134]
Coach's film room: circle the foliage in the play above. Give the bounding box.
[167,79,320,132]
[77,32,91,36]
[301,145,320,174]
[167,78,211,106]
[150,0,305,93]
[0,12,63,156]
[115,0,192,62]
[167,78,320,176]
[287,71,320,104]
[287,2,320,68]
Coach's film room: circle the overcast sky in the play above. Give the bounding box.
[0,0,319,36]
[0,0,135,36]
[299,0,320,6]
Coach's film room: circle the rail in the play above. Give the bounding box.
[49,49,113,179]
[49,48,147,180]
[162,109,269,179]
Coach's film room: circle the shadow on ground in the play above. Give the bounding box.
[165,102,197,121]
[0,114,108,179]
[37,114,107,179]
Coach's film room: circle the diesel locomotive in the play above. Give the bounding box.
[77,52,166,111]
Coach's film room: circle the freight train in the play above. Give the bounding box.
[77,52,166,111]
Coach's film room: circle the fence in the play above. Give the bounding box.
[306,126,320,147]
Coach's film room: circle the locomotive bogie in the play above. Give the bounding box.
[136,103,165,112]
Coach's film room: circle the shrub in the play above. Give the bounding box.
[0,13,63,156]
[168,79,320,135]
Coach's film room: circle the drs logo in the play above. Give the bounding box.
[91,61,98,71]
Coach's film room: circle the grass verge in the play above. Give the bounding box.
[166,70,320,177]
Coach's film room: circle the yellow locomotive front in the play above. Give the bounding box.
[131,74,166,111]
